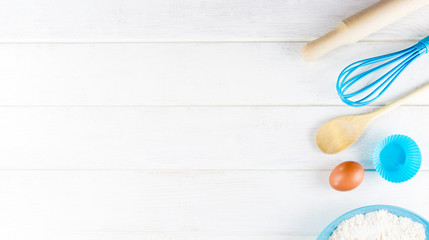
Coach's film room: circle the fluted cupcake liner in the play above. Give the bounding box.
[373,134,421,183]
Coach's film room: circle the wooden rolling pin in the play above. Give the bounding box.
[301,0,429,61]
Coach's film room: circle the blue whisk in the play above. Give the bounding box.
[337,36,429,107]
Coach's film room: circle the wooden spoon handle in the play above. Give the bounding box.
[371,82,429,118]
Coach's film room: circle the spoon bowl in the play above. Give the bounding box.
[316,83,429,154]
[316,114,372,154]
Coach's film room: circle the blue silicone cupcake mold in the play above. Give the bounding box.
[373,134,421,183]
[316,205,429,240]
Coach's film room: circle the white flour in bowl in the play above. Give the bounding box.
[329,210,425,240]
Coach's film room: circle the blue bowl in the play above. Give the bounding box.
[316,205,429,240]
[373,134,421,183]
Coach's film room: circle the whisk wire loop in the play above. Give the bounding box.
[336,36,429,107]
[339,48,413,93]
[356,52,420,104]
[347,50,419,97]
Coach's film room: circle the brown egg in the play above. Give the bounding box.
[329,161,364,191]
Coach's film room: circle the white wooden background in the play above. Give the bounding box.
[2,0,429,239]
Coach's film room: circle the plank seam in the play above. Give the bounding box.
[0,105,427,107]
[0,40,420,44]
[0,169,412,171]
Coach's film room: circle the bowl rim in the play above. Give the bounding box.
[316,205,429,240]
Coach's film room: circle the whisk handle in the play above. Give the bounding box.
[371,82,429,118]
[301,0,429,61]
[418,36,429,54]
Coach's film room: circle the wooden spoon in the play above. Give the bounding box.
[316,83,429,154]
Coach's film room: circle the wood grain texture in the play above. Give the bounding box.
[0,0,428,41]
[0,106,427,170]
[0,170,428,238]
[1,42,429,106]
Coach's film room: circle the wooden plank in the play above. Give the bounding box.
[64,233,314,240]
[0,106,428,169]
[0,170,427,236]
[1,42,429,106]
[2,231,314,240]
[0,0,428,41]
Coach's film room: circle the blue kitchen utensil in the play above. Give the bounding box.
[373,134,421,183]
[317,205,429,240]
[337,36,429,107]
